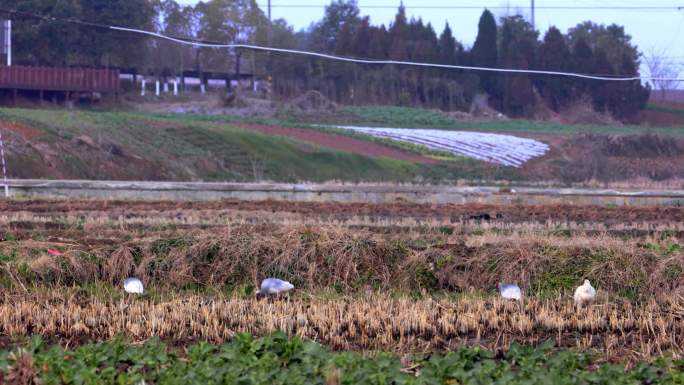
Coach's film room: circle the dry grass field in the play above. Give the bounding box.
[0,198,683,365]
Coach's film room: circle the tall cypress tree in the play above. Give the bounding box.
[352,17,372,58]
[537,26,571,110]
[438,23,458,65]
[607,54,650,121]
[570,37,594,98]
[498,15,537,116]
[590,48,613,112]
[368,25,389,59]
[471,9,498,96]
[388,4,409,60]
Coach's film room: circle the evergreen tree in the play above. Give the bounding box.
[567,22,639,73]
[607,54,650,121]
[79,0,156,68]
[537,26,571,110]
[471,9,498,96]
[352,17,372,58]
[498,15,537,116]
[438,23,459,65]
[368,25,389,59]
[590,48,614,112]
[0,0,82,66]
[388,4,409,60]
[313,0,360,52]
[570,37,594,98]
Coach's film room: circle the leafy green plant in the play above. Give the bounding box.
[644,242,683,256]
[1,232,16,242]
[3,335,683,385]
[0,250,16,264]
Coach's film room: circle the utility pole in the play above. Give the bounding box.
[531,0,535,30]
[1,19,10,66]
[267,0,273,100]
[267,0,272,47]
[0,130,8,198]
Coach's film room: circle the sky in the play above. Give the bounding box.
[176,0,684,78]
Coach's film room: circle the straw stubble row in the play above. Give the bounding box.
[1,292,683,361]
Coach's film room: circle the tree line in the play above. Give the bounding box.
[0,0,649,120]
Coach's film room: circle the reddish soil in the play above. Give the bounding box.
[234,123,438,164]
[639,109,684,127]
[2,199,683,224]
[0,121,42,140]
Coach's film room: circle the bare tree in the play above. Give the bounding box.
[644,47,682,102]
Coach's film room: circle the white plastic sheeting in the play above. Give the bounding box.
[332,126,550,167]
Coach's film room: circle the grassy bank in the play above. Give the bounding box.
[1,199,682,300]
[0,107,515,183]
[336,106,684,135]
[1,221,682,300]
[3,106,684,185]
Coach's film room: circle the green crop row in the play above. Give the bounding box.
[2,333,683,385]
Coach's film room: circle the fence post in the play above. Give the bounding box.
[0,130,8,198]
[141,79,146,96]
[155,80,160,97]
[173,80,178,96]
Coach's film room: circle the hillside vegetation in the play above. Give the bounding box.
[0,108,503,183]
[2,106,684,185]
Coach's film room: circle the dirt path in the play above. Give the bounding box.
[2,199,683,224]
[234,123,438,164]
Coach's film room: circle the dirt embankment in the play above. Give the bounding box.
[0,122,172,181]
[521,133,684,184]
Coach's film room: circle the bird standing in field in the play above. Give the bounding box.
[497,282,522,301]
[574,279,596,308]
[256,278,294,299]
[124,277,144,294]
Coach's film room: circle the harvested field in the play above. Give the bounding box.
[1,197,683,365]
[2,291,684,361]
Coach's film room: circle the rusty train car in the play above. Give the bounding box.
[0,65,119,101]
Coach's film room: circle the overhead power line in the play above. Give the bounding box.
[258,4,683,11]
[1,7,683,83]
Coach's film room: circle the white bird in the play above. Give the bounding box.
[256,278,294,299]
[497,283,522,301]
[124,277,144,294]
[574,279,596,307]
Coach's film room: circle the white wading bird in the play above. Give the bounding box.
[256,278,294,299]
[574,279,596,307]
[124,277,144,294]
[497,282,522,301]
